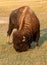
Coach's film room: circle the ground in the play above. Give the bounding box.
[0,0,47,65]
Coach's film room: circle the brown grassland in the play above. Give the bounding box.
[0,0,47,65]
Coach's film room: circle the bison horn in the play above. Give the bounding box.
[22,36,26,42]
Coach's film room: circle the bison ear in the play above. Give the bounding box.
[22,36,26,42]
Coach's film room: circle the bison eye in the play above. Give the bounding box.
[22,36,26,42]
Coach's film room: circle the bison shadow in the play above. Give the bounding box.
[31,28,47,48]
[38,28,47,46]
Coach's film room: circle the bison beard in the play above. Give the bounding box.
[7,6,40,52]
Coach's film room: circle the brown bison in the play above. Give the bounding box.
[7,6,40,52]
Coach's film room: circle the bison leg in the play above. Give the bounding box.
[34,31,40,46]
[7,35,10,43]
[7,20,14,43]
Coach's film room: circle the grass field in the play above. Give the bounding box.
[0,0,47,65]
[0,24,47,65]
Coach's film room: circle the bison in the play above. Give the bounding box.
[7,6,40,52]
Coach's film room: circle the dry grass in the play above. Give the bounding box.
[0,0,47,16]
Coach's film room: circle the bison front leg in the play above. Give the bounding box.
[7,21,14,43]
[7,29,12,44]
[7,34,10,44]
[35,31,40,47]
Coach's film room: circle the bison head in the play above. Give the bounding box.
[13,30,30,52]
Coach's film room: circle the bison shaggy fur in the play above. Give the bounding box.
[7,6,40,52]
